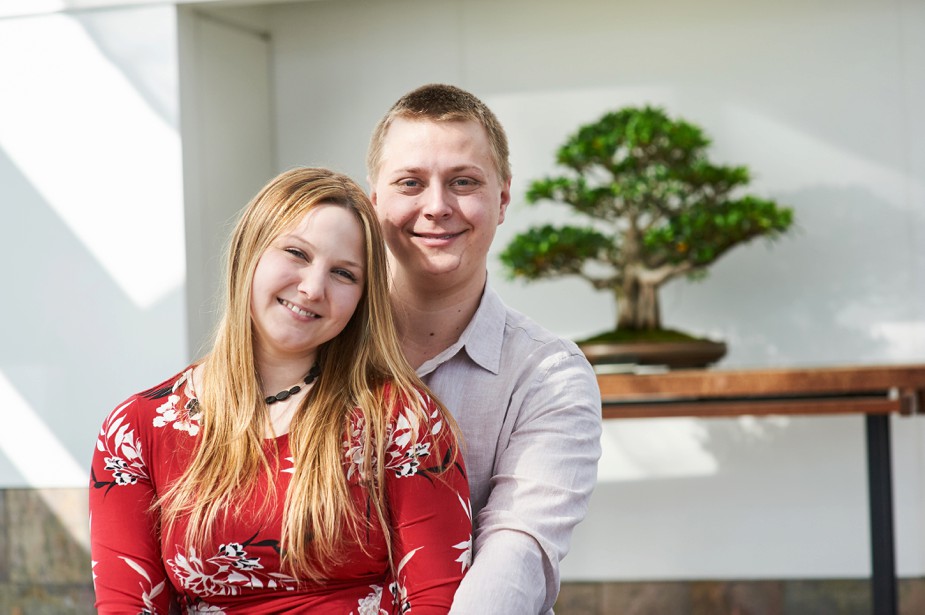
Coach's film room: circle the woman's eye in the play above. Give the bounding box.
[334,269,357,282]
[284,248,307,260]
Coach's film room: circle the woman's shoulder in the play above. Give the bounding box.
[381,381,452,444]
[380,380,437,412]
[346,380,441,435]
[102,365,201,437]
[343,380,460,482]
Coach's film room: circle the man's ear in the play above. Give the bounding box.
[498,177,512,225]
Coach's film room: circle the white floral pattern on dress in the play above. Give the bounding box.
[151,368,201,436]
[453,493,473,573]
[340,390,469,615]
[281,455,295,475]
[119,555,168,613]
[351,584,388,615]
[167,543,300,598]
[94,400,150,487]
[389,546,421,614]
[344,393,446,482]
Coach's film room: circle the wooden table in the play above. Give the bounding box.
[597,364,925,615]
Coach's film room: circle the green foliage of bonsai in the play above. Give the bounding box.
[500,105,794,337]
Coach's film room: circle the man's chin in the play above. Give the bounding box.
[411,254,464,278]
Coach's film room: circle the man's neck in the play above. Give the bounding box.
[390,270,486,369]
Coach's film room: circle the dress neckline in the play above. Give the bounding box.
[184,364,292,443]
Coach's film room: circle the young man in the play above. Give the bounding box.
[367,84,602,614]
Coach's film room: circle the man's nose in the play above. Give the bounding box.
[422,185,453,219]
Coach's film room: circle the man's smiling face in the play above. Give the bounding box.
[371,117,510,287]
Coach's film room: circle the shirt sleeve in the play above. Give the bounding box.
[449,351,602,615]
[90,398,175,615]
[379,391,472,615]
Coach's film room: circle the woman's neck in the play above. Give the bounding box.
[253,351,317,396]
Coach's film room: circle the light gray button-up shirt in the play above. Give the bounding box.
[417,284,602,614]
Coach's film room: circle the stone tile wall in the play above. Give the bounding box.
[2,487,923,614]
[0,488,95,615]
[556,578,925,615]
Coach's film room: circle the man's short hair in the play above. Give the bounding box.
[367,83,511,184]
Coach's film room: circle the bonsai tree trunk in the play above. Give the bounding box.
[616,274,661,331]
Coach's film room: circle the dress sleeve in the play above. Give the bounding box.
[90,398,174,615]
[379,390,472,615]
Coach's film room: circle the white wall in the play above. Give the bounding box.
[0,6,188,488]
[178,5,276,353]
[256,0,925,580]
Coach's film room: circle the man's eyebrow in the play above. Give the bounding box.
[448,165,486,175]
[389,165,425,175]
[388,164,486,175]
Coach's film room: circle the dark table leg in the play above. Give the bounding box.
[866,413,898,615]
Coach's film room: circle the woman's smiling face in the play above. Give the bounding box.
[249,203,366,366]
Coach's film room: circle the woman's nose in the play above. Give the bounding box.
[297,266,326,300]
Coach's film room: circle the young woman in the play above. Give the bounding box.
[90,168,471,614]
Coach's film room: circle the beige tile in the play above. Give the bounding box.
[602,581,690,615]
[0,582,96,615]
[726,580,783,615]
[561,578,925,615]
[556,582,601,614]
[690,580,726,615]
[6,488,91,584]
[0,490,8,583]
[899,577,925,615]
[782,579,870,615]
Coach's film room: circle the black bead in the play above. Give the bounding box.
[304,364,321,385]
[265,363,320,405]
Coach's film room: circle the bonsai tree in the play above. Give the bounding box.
[500,105,794,342]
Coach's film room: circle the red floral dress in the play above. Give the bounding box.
[90,368,471,614]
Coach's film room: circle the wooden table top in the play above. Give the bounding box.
[597,363,925,419]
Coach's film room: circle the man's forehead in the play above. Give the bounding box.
[384,118,489,154]
[386,116,487,141]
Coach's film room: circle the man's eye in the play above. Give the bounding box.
[452,178,480,190]
[397,179,422,189]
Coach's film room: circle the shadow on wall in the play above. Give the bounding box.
[662,185,924,367]
[0,488,95,613]
[570,414,870,581]
[71,8,179,132]
[0,6,189,489]
[0,143,186,487]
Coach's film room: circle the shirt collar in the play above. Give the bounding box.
[417,281,506,377]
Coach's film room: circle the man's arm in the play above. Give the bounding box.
[449,350,602,614]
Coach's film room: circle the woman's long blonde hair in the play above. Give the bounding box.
[159,167,452,580]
